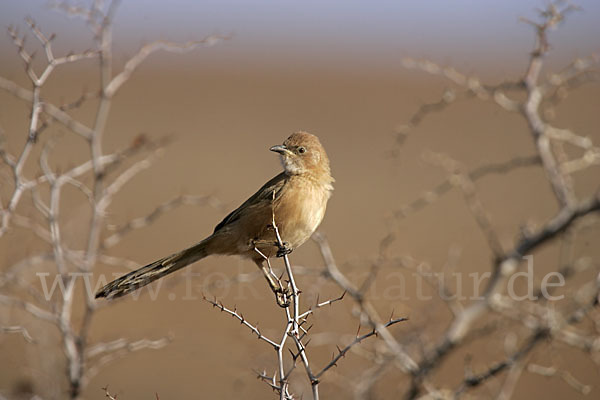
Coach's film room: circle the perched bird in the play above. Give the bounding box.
[95,131,334,306]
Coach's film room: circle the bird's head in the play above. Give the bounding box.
[270,132,332,181]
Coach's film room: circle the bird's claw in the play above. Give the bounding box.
[275,286,292,308]
[276,241,292,258]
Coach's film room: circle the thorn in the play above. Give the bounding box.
[299,331,307,342]
[389,309,394,322]
[288,348,298,360]
[356,324,361,338]
[336,345,345,357]
[330,352,338,368]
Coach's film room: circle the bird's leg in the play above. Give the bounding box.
[253,246,280,282]
[253,247,290,307]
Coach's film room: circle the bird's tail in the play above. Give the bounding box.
[95,239,211,299]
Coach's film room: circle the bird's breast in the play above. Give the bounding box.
[273,177,331,249]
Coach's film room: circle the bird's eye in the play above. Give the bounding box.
[298,147,306,154]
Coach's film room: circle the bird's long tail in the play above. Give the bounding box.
[95,239,211,299]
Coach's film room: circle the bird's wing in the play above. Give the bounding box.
[213,172,288,233]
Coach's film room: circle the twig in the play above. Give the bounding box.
[201,295,278,349]
[105,37,228,97]
[102,194,225,249]
[528,363,592,395]
[101,386,118,400]
[392,155,540,220]
[298,291,346,319]
[423,151,504,257]
[0,294,58,324]
[1,325,36,343]
[313,233,418,373]
[315,317,408,379]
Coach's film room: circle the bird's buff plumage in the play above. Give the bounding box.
[95,131,334,306]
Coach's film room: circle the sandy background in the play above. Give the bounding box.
[1,1,599,399]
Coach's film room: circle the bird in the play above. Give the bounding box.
[95,131,334,306]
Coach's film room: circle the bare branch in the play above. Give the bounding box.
[528,363,592,395]
[86,336,173,359]
[202,295,279,349]
[393,88,459,151]
[105,36,228,97]
[25,18,99,85]
[315,317,408,379]
[298,291,346,319]
[392,155,540,221]
[101,385,118,400]
[423,151,505,257]
[1,325,36,343]
[0,294,58,324]
[0,76,94,139]
[84,336,172,385]
[102,194,225,249]
[313,233,418,373]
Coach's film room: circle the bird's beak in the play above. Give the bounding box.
[270,144,290,155]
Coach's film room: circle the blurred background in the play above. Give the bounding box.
[1,1,599,399]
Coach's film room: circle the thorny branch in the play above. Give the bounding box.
[203,217,408,399]
[202,295,279,349]
[315,317,408,380]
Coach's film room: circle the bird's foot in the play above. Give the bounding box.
[276,241,292,258]
[275,286,292,308]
